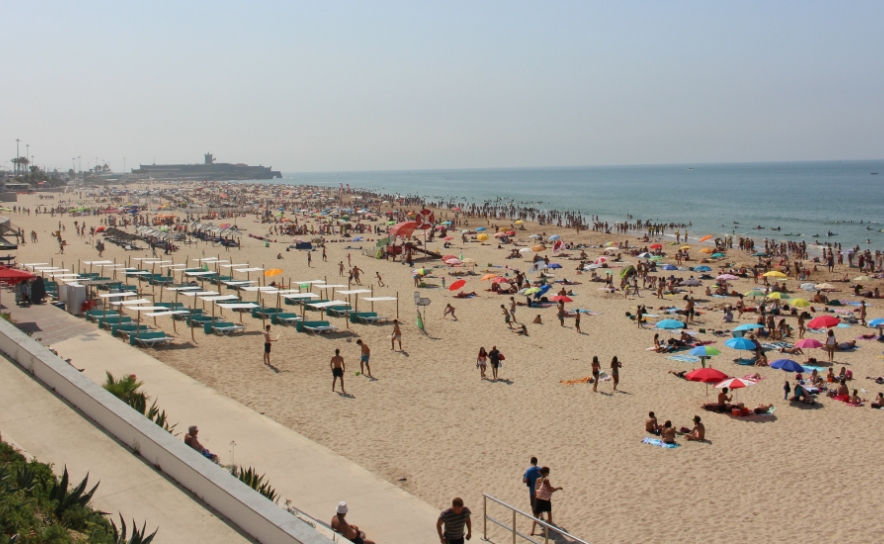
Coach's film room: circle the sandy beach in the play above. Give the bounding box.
[7,184,884,543]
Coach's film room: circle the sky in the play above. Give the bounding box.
[3,1,883,173]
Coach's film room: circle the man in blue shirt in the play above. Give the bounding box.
[522,456,541,511]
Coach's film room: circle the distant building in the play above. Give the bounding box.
[137,154,281,181]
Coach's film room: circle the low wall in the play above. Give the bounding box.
[0,318,333,544]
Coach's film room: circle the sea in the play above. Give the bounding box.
[268,160,884,250]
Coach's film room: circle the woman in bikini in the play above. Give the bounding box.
[476,347,488,380]
[591,356,600,392]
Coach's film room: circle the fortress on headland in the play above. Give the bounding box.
[136,154,282,181]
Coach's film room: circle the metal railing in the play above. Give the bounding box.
[482,494,589,544]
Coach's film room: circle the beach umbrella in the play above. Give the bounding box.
[770,359,805,373]
[531,245,546,252]
[799,282,817,291]
[529,234,542,239]
[637,252,652,259]
[514,220,523,224]
[694,266,713,272]
[717,274,739,281]
[595,256,608,264]
[685,368,728,383]
[680,245,691,250]
[661,264,678,271]
[766,292,789,300]
[491,277,510,284]
[445,258,462,265]
[700,248,714,254]
[506,230,516,236]
[808,315,839,329]
[650,243,662,249]
[868,318,884,327]
[744,290,766,298]
[480,274,498,281]
[794,338,824,349]
[476,227,486,232]
[461,258,476,264]
[443,236,454,241]
[689,346,721,357]
[442,254,458,261]
[732,324,763,332]
[264,268,283,277]
[680,279,702,287]
[551,295,573,303]
[656,319,685,330]
[523,287,541,295]
[494,232,508,238]
[714,377,757,390]
[699,235,713,242]
[725,337,757,351]
[460,229,470,234]
[413,268,432,276]
[814,283,835,291]
[449,279,466,291]
[547,263,562,269]
[790,298,810,308]
[534,284,552,299]
[519,248,534,255]
[711,252,726,258]
[477,233,489,241]
[763,271,787,278]
[548,234,560,241]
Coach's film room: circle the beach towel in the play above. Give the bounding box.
[735,358,756,365]
[712,294,730,298]
[837,323,853,328]
[839,300,865,306]
[802,365,827,373]
[642,437,680,448]
[667,355,700,363]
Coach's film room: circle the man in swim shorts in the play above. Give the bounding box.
[391,319,402,351]
[356,339,372,378]
[263,325,275,366]
[331,348,346,394]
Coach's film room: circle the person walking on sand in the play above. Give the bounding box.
[591,356,600,392]
[331,349,346,393]
[376,271,385,287]
[443,303,457,320]
[501,305,512,328]
[476,347,488,379]
[610,356,622,391]
[262,325,276,366]
[489,346,501,381]
[522,456,542,512]
[530,467,562,536]
[557,306,565,327]
[356,339,372,378]
[391,320,402,351]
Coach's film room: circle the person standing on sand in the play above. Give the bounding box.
[476,347,488,379]
[322,246,327,262]
[307,251,312,267]
[263,325,276,366]
[509,297,518,323]
[356,339,372,378]
[574,310,581,333]
[685,296,695,324]
[391,320,402,351]
[591,356,600,392]
[339,261,345,276]
[610,356,622,391]
[522,456,542,512]
[331,349,346,393]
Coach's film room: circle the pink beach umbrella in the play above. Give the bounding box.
[794,338,824,349]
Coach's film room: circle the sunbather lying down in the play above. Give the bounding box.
[669,370,688,379]
[454,291,478,298]
[778,346,804,355]
[836,340,857,351]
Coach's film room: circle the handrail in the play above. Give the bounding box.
[482,493,589,544]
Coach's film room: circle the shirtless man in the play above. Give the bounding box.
[339,261,345,276]
[262,325,275,366]
[685,416,705,441]
[331,502,375,544]
[717,388,732,408]
[375,272,384,287]
[645,412,660,435]
[330,349,346,393]
[391,320,402,351]
[356,339,372,378]
[443,303,457,320]
[352,266,364,285]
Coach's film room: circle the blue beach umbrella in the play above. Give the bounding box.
[548,234,561,241]
[693,266,712,272]
[733,324,763,332]
[725,337,757,350]
[656,319,686,330]
[661,264,678,271]
[689,346,721,357]
[711,253,726,258]
[534,284,552,299]
[547,263,562,269]
[770,359,805,373]
[476,227,486,232]
[868,318,884,327]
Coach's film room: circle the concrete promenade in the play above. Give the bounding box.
[4,302,441,543]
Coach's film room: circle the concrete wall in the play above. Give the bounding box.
[0,192,17,202]
[0,319,333,544]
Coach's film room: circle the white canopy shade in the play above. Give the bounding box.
[201,295,240,302]
[284,293,320,300]
[181,290,219,297]
[184,271,217,276]
[100,292,138,298]
[112,298,152,306]
[218,303,260,309]
[337,289,372,295]
[233,267,264,272]
[145,310,192,317]
[166,286,202,291]
[362,296,398,302]
[308,300,349,308]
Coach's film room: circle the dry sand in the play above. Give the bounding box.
[8,187,884,543]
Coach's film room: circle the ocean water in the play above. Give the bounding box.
[272,160,884,249]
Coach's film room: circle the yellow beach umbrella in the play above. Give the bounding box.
[790,298,810,307]
[514,220,523,225]
[766,292,789,300]
[264,268,283,277]
[481,274,498,281]
[477,233,489,241]
[763,271,787,278]
[531,245,546,252]
[680,245,691,250]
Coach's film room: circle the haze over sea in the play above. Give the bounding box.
[270,160,884,249]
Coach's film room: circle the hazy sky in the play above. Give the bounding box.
[3,1,883,172]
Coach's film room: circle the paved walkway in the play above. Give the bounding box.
[5,303,441,543]
[0,354,254,543]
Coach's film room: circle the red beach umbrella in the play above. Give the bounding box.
[686,367,729,396]
[449,279,466,291]
[650,243,663,249]
[551,295,573,303]
[807,315,840,329]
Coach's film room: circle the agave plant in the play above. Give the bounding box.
[47,465,101,521]
[231,465,279,503]
[104,372,177,435]
[111,515,158,544]
[145,399,177,435]
[103,372,144,404]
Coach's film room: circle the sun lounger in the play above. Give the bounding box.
[188,314,218,327]
[251,307,281,319]
[206,321,245,335]
[112,323,153,338]
[130,331,175,347]
[350,312,388,324]
[326,306,354,317]
[98,315,133,329]
[85,310,120,322]
[297,320,338,334]
[271,312,302,325]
